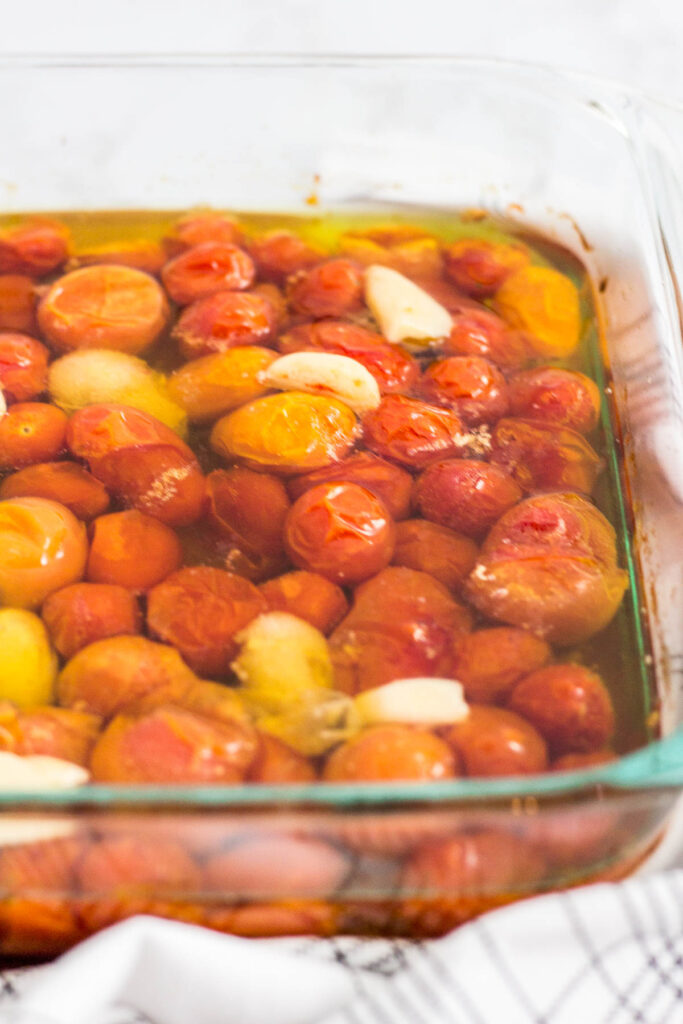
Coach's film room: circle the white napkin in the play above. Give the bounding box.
[3,871,683,1024]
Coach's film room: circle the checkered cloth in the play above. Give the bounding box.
[2,871,683,1024]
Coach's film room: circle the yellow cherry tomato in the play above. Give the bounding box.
[494,266,581,358]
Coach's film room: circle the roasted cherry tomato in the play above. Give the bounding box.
[391,519,478,593]
[0,219,69,277]
[288,451,413,521]
[166,212,244,253]
[445,308,531,370]
[172,290,276,359]
[70,240,167,277]
[552,749,617,771]
[340,228,442,280]
[507,366,601,434]
[77,834,201,890]
[284,482,396,585]
[494,266,581,359]
[259,571,348,635]
[67,402,192,465]
[444,238,529,298]
[86,510,182,592]
[508,664,615,756]
[443,706,548,776]
[203,834,347,897]
[168,346,275,423]
[0,497,87,608]
[490,418,603,495]
[0,403,68,469]
[415,459,522,538]
[0,278,37,335]
[362,395,471,469]
[419,355,509,426]
[0,704,100,765]
[42,582,142,659]
[0,332,47,401]
[287,259,363,318]
[38,265,169,354]
[323,725,458,782]
[0,461,110,520]
[248,733,317,783]
[248,230,323,283]
[146,566,266,677]
[161,242,255,305]
[451,627,552,704]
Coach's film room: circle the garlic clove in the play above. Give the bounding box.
[258,352,380,415]
[364,265,452,348]
[352,677,470,727]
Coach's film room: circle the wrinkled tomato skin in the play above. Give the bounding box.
[0,403,68,469]
[490,418,603,495]
[248,230,323,283]
[507,367,601,434]
[259,571,349,635]
[442,706,548,777]
[206,468,290,579]
[0,704,101,765]
[444,308,531,370]
[248,733,317,783]
[90,444,207,528]
[362,395,470,469]
[172,290,276,360]
[0,278,37,335]
[0,461,110,520]
[444,238,529,298]
[508,664,615,756]
[278,320,419,394]
[391,519,478,593]
[284,482,396,586]
[67,403,193,464]
[86,510,183,592]
[287,259,363,318]
[0,332,47,401]
[42,582,142,659]
[420,356,509,426]
[161,242,255,305]
[0,219,69,277]
[90,705,259,784]
[323,725,458,782]
[415,459,522,538]
[451,627,552,704]
[147,566,266,677]
[288,451,413,521]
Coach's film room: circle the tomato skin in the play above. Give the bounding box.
[507,366,601,434]
[37,265,169,355]
[77,835,201,891]
[0,403,68,469]
[42,582,142,659]
[451,627,552,704]
[442,705,548,777]
[259,571,348,635]
[249,230,324,283]
[552,749,616,771]
[284,482,396,586]
[494,266,581,359]
[168,346,275,423]
[508,664,615,756]
[206,467,290,580]
[362,395,470,470]
[248,733,317,783]
[67,403,193,464]
[288,451,413,521]
[445,308,531,370]
[419,355,509,426]
[490,417,603,495]
[0,219,69,277]
[0,461,110,520]
[415,459,522,538]
[0,279,37,335]
[172,290,276,360]
[70,240,167,277]
[161,242,255,305]
[146,566,267,677]
[0,332,47,401]
[86,510,182,592]
[287,259,363,318]
[444,238,529,298]
[0,704,101,765]
[323,724,458,782]
[166,212,244,254]
[391,519,478,593]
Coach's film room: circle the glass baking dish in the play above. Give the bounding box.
[1,54,683,957]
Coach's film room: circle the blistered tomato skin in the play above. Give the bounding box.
[323,725,458,782]
[391,519,478,593]
[452,628,552,704]
[86,510,183,592]
[42,583,142,659]
[415,459,522,539]
[205,468,290,580]
[443,706,548,777]
[210,392,357,475]
[445,308,531,370]
[146,566,267,677]
[172,290,276,360]
[284,482,396,585]
[508,665,615,756]
[507,367,601,434]
[37,265,169,355]
[444,238,530,298]
[362,395,471,470]
[420,356,509,426]
[0,403,68,469]
[288,451,413,521]
[259,571,348,635]
[161,242,255,305]
[490,418,603,495]
[0,333,48,402]
[0,497,88,609]
[494,266,581,359]
[0,219,69,277]
[248,230,323,283]
[0,462,110,520]
[167,346,276,423]
[287,259,363,318]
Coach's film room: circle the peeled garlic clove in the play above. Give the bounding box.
[0,383,5,418]
[0,752,89,791]
[259,352,380,415]
[364,265,452,348]
[352,677,469,727]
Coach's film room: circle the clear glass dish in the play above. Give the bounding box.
[1,54,683,956]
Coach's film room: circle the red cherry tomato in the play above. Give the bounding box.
[87,510,182,592]
[0,219,69,277]
[0,403,68,469]
[259,571,348,634]
[391,519,478,593]
[248,734,317,783]
[323,725,458,782]
[451,627,552,704]
[507,366,601,434]
[490,418,603,495]
[445,308,531,369]
[287,259,363,318]
[172,290,276,360]
[443,706,548,776]
[161,242,255,305]
[42,582,142,659]
[0,705,100,766]
[70,240,167,277]
[284,482,396,585]
[0,332,47,401]
[77,835,201,891]
[363,395,470,469]
[205,467,290,580]
[288,451,413,521]
[248,230,323,283]
[0,461,110,520]
[203,834,347,897]
[67,403,193,464]
[415,459,522,538]
[0,279,37,335]
[166,212,244,253]
[419,355,509,426]
[552,749,617,771]
[444,238,529,298]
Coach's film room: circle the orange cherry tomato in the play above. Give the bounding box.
[0,334,48,405]
[445,308,531,370]
[284,482,396,585]
[362,395,469,469]
[0,278,37,335]
[203,834,348,897]
[508,664,615,756]
[0,402,67,469]
[0,704,101,765]
[444,238,529,298]
[493,266,581,359]
[442,705,548,776]
[168,346,276,423]
[451,627,552,704]
[172,290,276,359]
[286,259,363,318]
[490,418,603,495]
[248,733,317,783]
[161,242,255,305]
[210,392,357,475]
[323,725,458,782]
[70,240,167,277]
[259,571,348,635]
[0,461,110,520]
[414,459,523,538]
[0,496,87,608]
[205,467,290,580]
[146,566,267,677]
[42,582,142,659]
[419,355,509,426]
[166,212,244,254]
[0,218,69,277]
[288,451,413,521]
[37,265,169,354]
[77,835,201,891]
[391,519,478,593]
[552,749,617,771]
[67,403,192,464]
[86,510,182,592]
[248,230,323,283]
[507,366,601,434]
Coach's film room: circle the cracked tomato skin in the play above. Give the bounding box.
[0,403,68,469]
[490,418,603,495]
[419,355,509,426]
[444,238,530,298]
[86,510,182,592]
[42,582,142,660]
[0,332,47,402]
[146,566,267,678]
[414,459,522,539]
[171,290,276,360]
[259,571,348,635]
[161,241,255,305]
[442,706,548,777]
[67,403,193,465]
[288,451,413,521]
[323,725,458,783]
[451,627,552,705]
[284,482,396,586]
[362,395,471,470]
[507,367,601,434]
[287,259,363,318]
[0,461,110,520]
[391,519,478,594]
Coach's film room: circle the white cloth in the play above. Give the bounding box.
[2,871,683,1024]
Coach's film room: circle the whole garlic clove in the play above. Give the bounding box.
[258,352,380,414]
[0,752,90,791]
[352,677,470,727]
[364,265,452,348]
